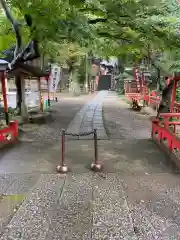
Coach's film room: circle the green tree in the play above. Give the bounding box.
[1,0,180,99]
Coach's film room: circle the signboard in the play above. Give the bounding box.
[49,65,61,92]
[25,92,39,108]
[0,91,39,109]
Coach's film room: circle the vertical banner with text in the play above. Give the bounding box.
[49,65,61,93]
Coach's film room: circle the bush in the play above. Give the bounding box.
[176,87,180,102]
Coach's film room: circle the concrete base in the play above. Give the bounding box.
[56,164,69,174]
[90,162,103,172]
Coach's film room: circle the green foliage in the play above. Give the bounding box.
[0,12,15,51]
[176,88,180,102]
[1,0,180,81]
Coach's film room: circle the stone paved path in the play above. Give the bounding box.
[67,91,108,140]
[0,93,96,237]
[1,92,180,239]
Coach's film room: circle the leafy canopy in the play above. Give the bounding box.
[1,0,180,73]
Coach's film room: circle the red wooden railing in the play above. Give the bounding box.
[148,96,160,109]
[148,97,180,113]
[152,113,180,164]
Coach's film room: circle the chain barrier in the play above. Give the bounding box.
[65,130,94,137]
[56,128,103,174]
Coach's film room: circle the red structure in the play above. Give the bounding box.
[151,75,180,167]
[147,76,180,112]
[0,59,49,146]
[0,61,18,144]
[124,67,180,112]
[124,66,149,109]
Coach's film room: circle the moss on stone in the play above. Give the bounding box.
[2,194,26,204]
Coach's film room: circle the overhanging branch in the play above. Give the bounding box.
[0,0,21,58]
[88,18,108,24]
[97,32,132,43]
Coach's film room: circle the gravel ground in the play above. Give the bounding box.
[1,91,180,239]
[103,93,151,141]
[102,92,180,239]
[21,92,97,143]
[0,92,96,237]
[0,92,96,184]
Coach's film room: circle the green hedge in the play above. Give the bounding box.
[176,88,180,102]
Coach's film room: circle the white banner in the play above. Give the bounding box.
[49,65,61,92]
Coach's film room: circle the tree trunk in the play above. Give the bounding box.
[156,67,161,91]
[157,80,174,117]
[85,54,88,92]
[69,69,80,96]
[15,75,22,114]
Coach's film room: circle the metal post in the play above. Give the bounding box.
[90,129,103,172]
[57,129,69,173]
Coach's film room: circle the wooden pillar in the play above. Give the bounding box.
[5,77,8,92]
[20,75,28,122]
[1,71,9,125]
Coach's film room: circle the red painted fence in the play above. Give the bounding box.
[152,113,180,166]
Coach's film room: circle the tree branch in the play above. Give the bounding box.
[0,0,21,58]
[97,32,132,43]
[88,14,130,25]
[88,18,108,24]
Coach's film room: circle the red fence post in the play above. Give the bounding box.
[164,117,169,129]
[1,71,9,125]
[57,129,69,174]
[91,129,103,172]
